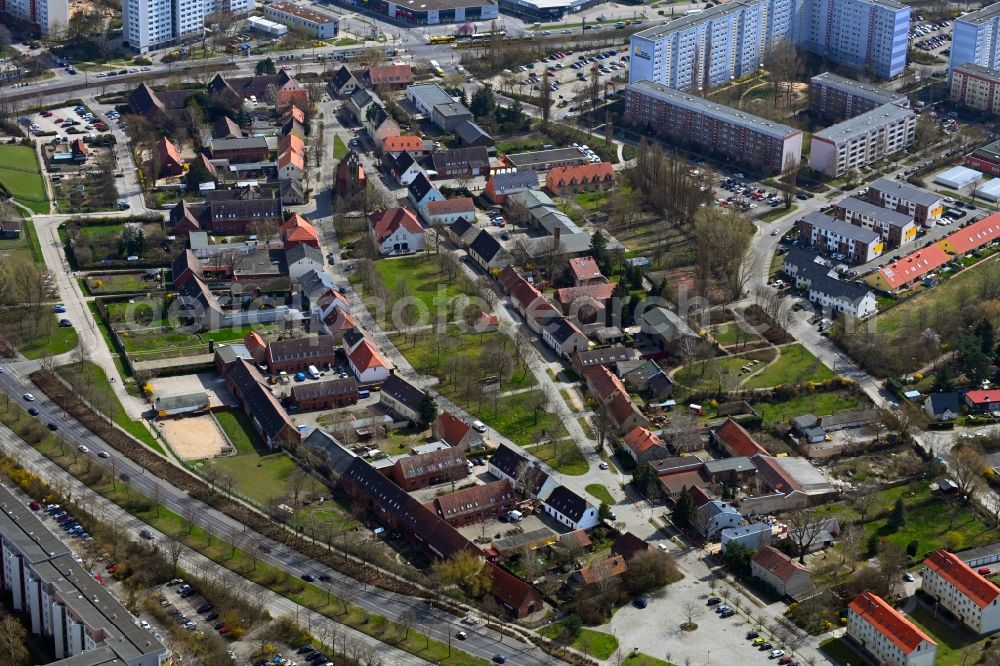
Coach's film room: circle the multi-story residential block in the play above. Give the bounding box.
[922,549,1000,635]
[950,63,1000,114]
[834,197,917,248]
[847,591,937,666]
[949,3,1000,80]
[810,72,909,122]
[124,0,254,54]
[0,487,169,665]
[810,103,916,177]
[263,2,339,39]
[797,212,883,263]
[625,81,802,175]
[629,0,909,93]
[0,0,68,35]
[866,178,944,227]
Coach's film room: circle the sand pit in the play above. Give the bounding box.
[158,414,231,460]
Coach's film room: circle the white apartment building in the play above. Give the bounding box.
[0,485,168,665]
[798,211,883,263]
[124,0,254,53]
[950,62,1000,115]
[834,197,917,248]
[847,591,937,666]
[0,0,68,35]
[922,549,1000,635]
[810,103,916,178]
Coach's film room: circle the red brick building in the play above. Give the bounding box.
[390,446,468,491]
[428,479,515,527]
[290,377,358,411]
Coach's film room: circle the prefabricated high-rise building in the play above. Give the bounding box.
[124,0,255,54]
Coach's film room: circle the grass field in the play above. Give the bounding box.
[743,343,833,389]
[906,603,986,666]
[862,485,993,555]
[333,135,348,160]
[819,636,870,666]
[206,411,323,505]
[525,438,587,475]
[0,212,42,265]
[199,324,276,344]
[85,272,156,294]
[876,254,1000,335]
[55,361,165,454]
[756,390,861,426]
[622,655,677,666]
[710,322,762,346]
[370,254,476,321]
[0,144,48,214]
[758,203,797,223]
[585,483,614,505]
[673,355,760,392]
[538,625,619,659]
[15,315,79,360]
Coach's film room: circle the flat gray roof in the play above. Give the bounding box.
[0,485,70,563]
[835,197,914,228]
[953,62,1000,81]
[813,102,914,143]
[775,456,834,495]
[800,211,881,243]
[956,3,1000,24]
[627,81,799,140]
[407,83,453,108]
[505,147,587,168]
[810,72,907,105]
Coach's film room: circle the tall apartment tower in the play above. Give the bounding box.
[630,0,910,92]
[0,0,69,35]
[949,4,1000,79]
[124,0,254,54]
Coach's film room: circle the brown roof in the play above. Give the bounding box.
[567,256,604,282]
[584,366,628,402]
[611,532,655,561]
[576,555,628,585]
[658,468,710,497]
[432,479,514,520]
[924,549,1000,608]
[849,592,935,655]
[369,63,413,86]
[752,546,809,583]
[488,562,543,613]
[553,283,617,307]
[624,427,664,456]
[715,419,768,457]
[608,392,643,429]
[266,335,335,364]
[393,447,467,480]
[434,411,472,447]
[370,207,423,244]
[426,197,476,216]
[291,376,358,401]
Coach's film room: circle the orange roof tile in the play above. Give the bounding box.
[584,366,628,402]
[624,426,663,455]
[874,244,951,290]
[608,391,641,428]
[279,133,305,155]
[942,212,1000,255]
[369,207,423,244]
[156,137,181,165]
[568,256,604,282]
[545,162,615,190]
[715,419,767,457]
[349,339,387,371]
[435,411,472,447]
[924,549,1000,608]
[849,591,935,655]
[369,63,413,86]
[383,135,424,153]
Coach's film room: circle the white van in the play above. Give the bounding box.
[307,365,320,380]
[472,420,487,433]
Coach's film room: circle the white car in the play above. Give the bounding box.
[599,462,609,470]
[23,393,35,401]
[769,650,784,659]
[78,445,89,453]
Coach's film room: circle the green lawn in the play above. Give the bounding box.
[862,488,993,555]
[673,354,765,392]
[906,603,986,666]
[758,203,798,223]
[0,212,42,265]
[876,255,1000,335]
[710,322,762,346]
[199,324,275,344]
[55,361,165,454]
[18,316,79,359]
[205,411,323,505]
[79,224,125,240]
[333,135,349,160]
[85,272,156,294]
[743,344,833,389]
[585,483,614,505]
[525,439,587,475]
[819,636,871,666]
[369,254,476,320]
[0,144,48,214]
[623,655,678,666]
[538,625,619,659]
[755,390,862,426]
[575,190,610,211]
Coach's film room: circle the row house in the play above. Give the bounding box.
[428,479,516,527]
[223,359,301,449]
[921,549,1000,634]
[423,197,477,226]
[379,374,428,424]
[290,377,358,411]
[498,266,561,334]
[390,446,468,491]
[541,317,589,359]
[545,162,616,196]
[797,212,883,264]
[833,197,917,248]
[866,178,944,227]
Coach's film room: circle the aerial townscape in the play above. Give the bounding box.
[9,2,1000,666]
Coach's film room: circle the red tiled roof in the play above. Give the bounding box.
[426,197,476,216]
[567,256,604,283]
[72,138,89,156]
[284,106,305,123]
[576,555,628,585]
[849,591,935,655]
[370,207,423,244]
[278,133,304,155]
[752,546,809,583]
[874,244,950,290]
[369,63,413,86]
[383,135,424,153]
[553,283,617,306]
[583,366,627,402]
[689,485,712,508]
[608,391,641,428]
[942,212,1000,254]
[434,411,472,447]
[281,214,318,245]
[349,339,387,371]
[624,426,663,455]
[279,149,304,170]
[611,532,655,561]
[156,137,180,165]
[925,549,1000,608]
[658,468,710,497]
[715,419,768,457]
[488,562,542,613]
[545,162,614,190]
[965,389,1000,405]
[432,479,513,519]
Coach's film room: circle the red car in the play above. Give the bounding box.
[979,567,992,575]
[107,563,120,574]
[29,501,41,510]
[217,625,231,634]
[778,658,793,665]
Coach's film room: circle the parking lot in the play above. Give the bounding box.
[909,17,952,57]
[20,103,114,140]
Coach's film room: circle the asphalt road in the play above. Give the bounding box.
[0,365,555,666]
